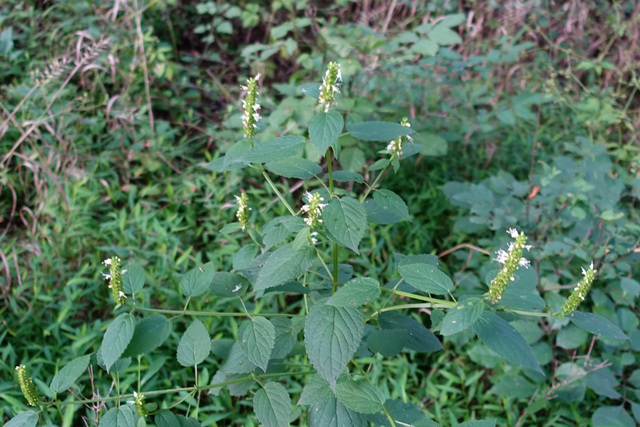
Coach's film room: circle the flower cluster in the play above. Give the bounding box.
[235,193,251,231]
[301,192,327,228]
[134,392,148,417]
[562,262,596,314]
[241,73,262,143]
[489,228,532,302]
[318,62,342,112]
[103,256,126,305]
[16,364,41,406]
[386,117,413,157]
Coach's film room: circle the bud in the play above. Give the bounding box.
[318,62,342,112]
[134,391,148,417]
[103,256,126,305]
[562,262,596,314]
[241,73,262,144]
[234,193,251,231]
[386,117,412,157]
[301,192,327,228]
[16,364,41,406]
[489,228,531,302]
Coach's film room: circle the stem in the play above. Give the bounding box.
[326,148,340,290]
[380,287,456,307]
[135,307,303,317]
[361,158,392,202]
[260,167,296,216]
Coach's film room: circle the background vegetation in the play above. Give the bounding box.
[1,0,639,425]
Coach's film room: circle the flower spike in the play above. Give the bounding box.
[16,364,42,406]
[562,262,596,314]
[235,193,251,231]
[318,62,342,112]
[241,73,262,144]
[103,256,126,305]
[489,229,530,302]
[302,192,327,228]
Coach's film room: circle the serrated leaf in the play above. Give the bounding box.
[300,82,321,98]
[335,377,385,414]
[328,170,364,183]
[309,398,368,427]
[176,415,200,427]
[122,263,145,294]
[347,121,415,142]
[473,312,543,374]
[327,277,380,307]
[621,278,640,297]
[180,262,215,297]
[428,24,462,45]
[459,421,497,427]
[324,197,367,254]
[255,244,316,290]
[226,372,255,396]
[122,315,172,357]
[99,406,139,427]
[339,147,365,172]
[570,311,629,340]
[271,317,296,359]
[4,410,39,427]
[100,313,136,373]
[413,132,448,157]
[592,405,635,427]
[50,354,91,393]
[440,299,484,336]
[364,189,410,225]
[305,299,364,386]
[439,13,466,28]
[254,382,291,427]
[398,262,453,295]
[210,272,248,297]
[262,216,306,251]
[177,319,211,367]
[155,410,181,427]
[203,140,251,172]
[367,329,408,357]
[298,374,334,405]
[378,312,443,353]
[412,39,439,56]
[238,317,276,372]
[265,157,322,179]
[309,111,344,153]
[240,135,306,163]
[493,267,546,312]
[221,342,256,374]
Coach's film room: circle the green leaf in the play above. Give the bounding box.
[439,13,466,28]
[413,132,448,157]
[177,319,211,367]
[411,39,439,56]
[440,299,484,336]
[335,377,385,414]
[298,374,334,406]
[204,140,251,172]
[339,147,365,172]
[221,342,256,374]
[324,197,367,254]
[50,354,91,393]
[300,82,321,98]
[271,317,296,359]
[122,263,145,295]
[378,312,443,353]
[398,262,453,295]
[305,299,364,386]
[180,262,215,297]
[428,24,462,45]
[459,421,497,427]
[364,189,410,225]
[489,375,537,399]
[99,406,139,427]
[309,398,368,427]
[262,216,306,251]
[347,121,415,142]
[367,329,408,357]
[265,158,322,179]
[100,313,136,373]
[570,311,629,340]
[255,244,316,290]
[240,136,306,163]
[155,410,181,427]
[309,111,344,153]
[494,267,546,312]
[4,410,39,427]
[327,277,380,307]
[621,278,640,298]
[238,317,276,372]
[210,272,249,297]
[123,315,172,357]
[592,405,636,427]
[472,312,543,374]
[253,382,292,427]
[328,170,364,183]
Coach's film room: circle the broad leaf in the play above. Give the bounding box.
[271,317,296,359]
[4,410,38,427]
[203,139,251,172]
[221,342,256,374]
[428,24,462,45]
[378,312,443,353]
[176,415,201,427]
[298,374,334,406]
[305,299,364,386]
[459,421,497,427]
[440,299,484,336]
[493,267,545,312]
[238,317,276,372]
[309,398,368,427]
[255,244,316,290]
[254,382,292,427]
[324,197,367,254]
[180,262,215,297]
[50,354,91,393]
[265,157,322,179]
[98,406,138,427]
[328,170,364,183]
[123,315,172,357]
[155,410,181,427]
[347,121,415,142]
[373,189,409,220]
[367,329,408,357]
[309,111,344,153]
[570,311,629,340]
[398,262,453,295]
[327,277,380,307]
[300,82,321,98]
[177,319,211,367]
[335,377,385,414]
[592,405,636,427]
[122,263,145,294]
[240,135,306,163]
[262,216,306,251]
[210,272,249,297]
[473,312,543,374]
[100,313,136,373]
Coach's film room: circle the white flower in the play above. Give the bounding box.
[507,228,520,239]
[518,258,530,268]
[494,249,509,264]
